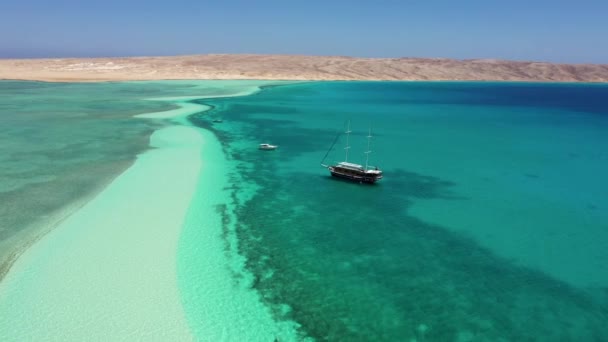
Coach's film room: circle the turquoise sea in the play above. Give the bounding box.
[191,81,608,340]
[1,80,607,340]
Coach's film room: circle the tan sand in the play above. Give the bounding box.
[1,54,607,83]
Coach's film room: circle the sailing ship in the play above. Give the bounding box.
[321,121,383,184]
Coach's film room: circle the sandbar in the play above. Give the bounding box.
[0,82,290,340]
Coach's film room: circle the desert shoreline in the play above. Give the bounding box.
[2,54,607,83]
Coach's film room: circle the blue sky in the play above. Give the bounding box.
[1,0,606,63]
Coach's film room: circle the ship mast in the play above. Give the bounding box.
[364,127,372,171]
[344,120,352,162]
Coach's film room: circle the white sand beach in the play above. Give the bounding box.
[0,123,200,340]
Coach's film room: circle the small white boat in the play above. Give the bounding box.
[259,143,278,150]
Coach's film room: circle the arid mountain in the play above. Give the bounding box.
[1,54,607,82]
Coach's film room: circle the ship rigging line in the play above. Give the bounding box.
[320,131,342,167]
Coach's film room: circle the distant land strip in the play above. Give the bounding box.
[1,54,607,82]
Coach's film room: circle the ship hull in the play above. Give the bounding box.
[329,170,380,184]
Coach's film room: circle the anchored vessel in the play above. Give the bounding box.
[259,143,278,150]
[321,121,383,184]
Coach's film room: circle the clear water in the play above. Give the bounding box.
[2,80,607,340]
[0,80,277,277]
[190,81,608,341]
[0,80,297,341]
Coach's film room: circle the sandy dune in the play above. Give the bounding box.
[1,54,607,82]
